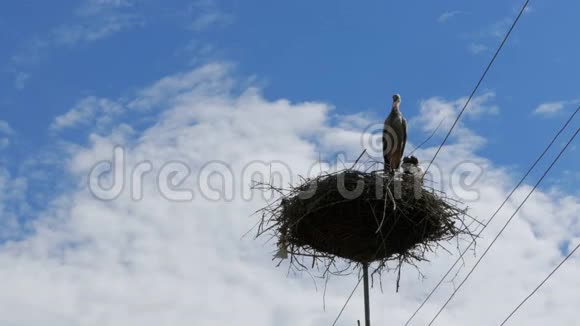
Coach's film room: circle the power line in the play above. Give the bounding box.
[499,241,580,325]
[331,275,363,326]
[426,127,579,326]
[422,0,531,177]
[408,119,444,157]
[404,106,579,325]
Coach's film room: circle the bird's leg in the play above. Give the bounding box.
[383,160,390,174]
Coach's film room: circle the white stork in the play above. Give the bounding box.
[383,94,407,173]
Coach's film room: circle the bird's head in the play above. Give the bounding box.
[392,94,402,110]
[403,156,419,165]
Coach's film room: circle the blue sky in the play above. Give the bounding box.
[0,1,579,325]
[1,0,578,196]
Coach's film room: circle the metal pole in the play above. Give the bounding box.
[363,263,371,326]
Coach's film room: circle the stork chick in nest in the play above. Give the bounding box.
[402,155,424,177]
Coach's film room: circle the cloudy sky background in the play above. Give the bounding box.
[0,0,579,325]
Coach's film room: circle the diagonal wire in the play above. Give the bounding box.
[426,127,579,326]
[422,0,531,177]
[331,277,364,326]
[408,119,445,157]
[499,241,580,325]
[404,106,579,325]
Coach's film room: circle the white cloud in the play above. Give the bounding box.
[188,0,234,31]
[468,42,488,55]
[533,101,567,116]
[335,112,375,130]
[0,121,13,150]
[533,98,580,117]
[438,10,464,23]
[65,0,139,44]
[0,168,28,239]
[487,18,512,40]
[457,91,500,116]
[76,0,134,16]
[11,1,142,65]
[0,65,578,325]
[0,138,9,150]
[14,72,30,90]
[523,6,534,14]
[176,40,218,66]
[463,15,513,55]
[412,91,498,149]
[51,96,123,131]
[0,121,13,135]
[127,63,233,111]
[51,14,142,46]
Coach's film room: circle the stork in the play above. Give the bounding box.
[383,94,407,174]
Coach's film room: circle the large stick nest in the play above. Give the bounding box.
[253,165,477,283]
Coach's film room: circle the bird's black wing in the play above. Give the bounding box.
[401,117,407,158]
[382,118,390,171]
